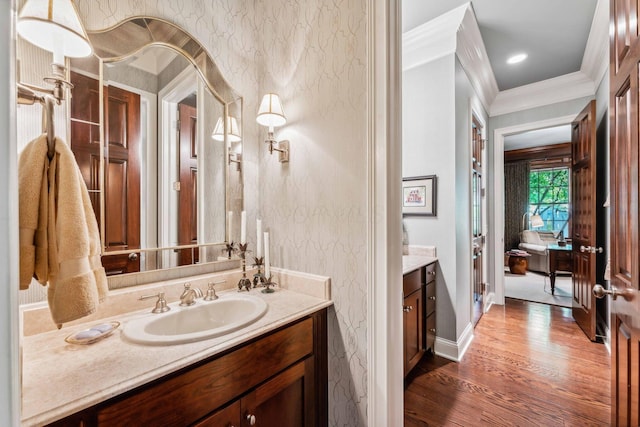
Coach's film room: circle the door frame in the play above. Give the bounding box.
[157,66,197,268]
[490,114,576,305]
[470,103,487,323]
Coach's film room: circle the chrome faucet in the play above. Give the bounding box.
[179,283,203,306]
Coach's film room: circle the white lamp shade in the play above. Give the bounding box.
[530,214,544,228]
[17,0,92,59]
[211,116,241,142]
[256,93,286,128]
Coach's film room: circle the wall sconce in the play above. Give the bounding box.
[256,93,289,163]
[17,0,93,104]
[212,116,242,171]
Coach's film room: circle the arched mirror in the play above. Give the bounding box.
[69,17,243,278]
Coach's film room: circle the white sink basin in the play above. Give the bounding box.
[122,294,268,345]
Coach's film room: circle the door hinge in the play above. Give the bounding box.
[173,181,181,191]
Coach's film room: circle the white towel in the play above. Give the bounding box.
[19,135,108,327]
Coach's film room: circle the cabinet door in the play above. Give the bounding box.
[241,359,311,427]
[403,287,424,376]
[193,401,241,427]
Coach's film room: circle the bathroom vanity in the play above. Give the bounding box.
[402,255,437,376]
[21,270,332,427]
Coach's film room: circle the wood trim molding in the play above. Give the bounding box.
[369,0,404,425]
[402,4,465,71]
[581,0,609,87]
[504,142,571,163]
[490,71,596,116]
[456,5,499,112]
[434,322,474,362]
[402,3,498,112]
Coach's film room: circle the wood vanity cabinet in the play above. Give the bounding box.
[47,309,328,427]
[403,262,437,377]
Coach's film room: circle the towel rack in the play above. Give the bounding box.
[17,83,56,159]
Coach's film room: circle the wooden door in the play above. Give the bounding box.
[102,85,141,274]
[472,115,485,325]
[609,0,640,423]
[178,102,199,265]
[70,73,141,275]
[571,100,598,341]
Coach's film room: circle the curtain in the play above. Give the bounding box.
[504,161,530,251]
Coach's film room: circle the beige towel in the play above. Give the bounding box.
[19,135,108,327]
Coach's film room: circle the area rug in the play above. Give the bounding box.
[504,269,572,308]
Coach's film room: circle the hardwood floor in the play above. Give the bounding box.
[404,299,610,426]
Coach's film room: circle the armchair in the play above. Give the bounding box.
[518,230,558,274]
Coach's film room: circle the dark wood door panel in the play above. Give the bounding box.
[178,102,199,266]
[610,3,640,423]
[571,100,597,341]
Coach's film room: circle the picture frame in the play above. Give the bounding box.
[402,175,437,216]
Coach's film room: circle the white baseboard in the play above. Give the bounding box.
[434,322,474,362]
[484,291,496,312]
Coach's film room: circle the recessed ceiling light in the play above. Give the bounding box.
[507,53,527,65]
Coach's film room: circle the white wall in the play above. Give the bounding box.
[403,54,459,341]
[254,1,369,423]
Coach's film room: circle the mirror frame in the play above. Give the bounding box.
[85,16,243,277]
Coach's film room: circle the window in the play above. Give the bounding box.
[529,167,570,237]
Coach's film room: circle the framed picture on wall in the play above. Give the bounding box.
[402,175,437,216]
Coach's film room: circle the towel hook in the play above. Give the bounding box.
[43,95,56,159]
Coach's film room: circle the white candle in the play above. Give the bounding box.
[264,231,270,278]
[240,211,246,244]
[227,211,233,242]
[256,219,263,258]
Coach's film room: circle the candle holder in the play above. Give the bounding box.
[261,275,278,293]
[252,257,266,288]
[224,241,237,259]
[237,243,252,292]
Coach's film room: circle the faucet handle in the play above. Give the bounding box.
[204,282,219,301]
[139,292,170,313]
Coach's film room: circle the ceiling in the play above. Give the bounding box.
[402,0,598,91]
[403,0,599,150]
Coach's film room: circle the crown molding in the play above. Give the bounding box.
[456,5,499,113]
[403,3,498,111]
[490,71,595,116]
[581,0,609,87]
[402,4,465,72]
[404,2,603,117]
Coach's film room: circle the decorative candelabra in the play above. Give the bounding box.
[252,257,266,288]
[261,274,277,293]
[237,243,252,292]
[224,241,237,259]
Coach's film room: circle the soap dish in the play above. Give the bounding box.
[65,321,120,345]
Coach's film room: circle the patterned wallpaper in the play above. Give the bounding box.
[74,1,369,425]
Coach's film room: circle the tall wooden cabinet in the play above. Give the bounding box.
[403,261,437,377]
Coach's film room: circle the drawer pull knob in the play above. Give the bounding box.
[246,414,256,425]
[427,271,436,275]
[428,296,436,300]
[429,328,436,333]
[403,305,413,312]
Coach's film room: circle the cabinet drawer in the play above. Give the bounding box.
[426,282,436,316]
[403,269,423,295]
[425,262,436,284]
[96,318,314,426]
[426,312,436,352]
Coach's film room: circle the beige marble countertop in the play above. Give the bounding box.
[21,277,332,426]
[403,255,437,275]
